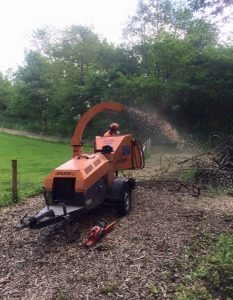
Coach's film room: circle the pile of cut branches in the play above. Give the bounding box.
[179,136,233,187]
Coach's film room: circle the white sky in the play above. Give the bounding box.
[0,0,138,73]
[0,0,232,74]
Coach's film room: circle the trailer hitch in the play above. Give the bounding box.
[17,204,85,242]
[17,209,55,229]
[17,213,30,229]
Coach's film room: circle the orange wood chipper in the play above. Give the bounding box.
[19,101,144,242]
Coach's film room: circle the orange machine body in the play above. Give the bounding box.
[43,101,144,211]
[19,101,144,237]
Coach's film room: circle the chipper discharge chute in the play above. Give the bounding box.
[19,101,145,242]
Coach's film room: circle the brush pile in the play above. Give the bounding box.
[179,136,233,187]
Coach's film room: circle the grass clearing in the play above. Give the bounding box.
[0,133,91,206]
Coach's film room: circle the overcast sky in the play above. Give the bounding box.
[0,0,138,73]
[1,1,232,74]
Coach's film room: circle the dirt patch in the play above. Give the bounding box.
[1,181,233,300]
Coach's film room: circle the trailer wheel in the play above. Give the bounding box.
[116,184,132,215]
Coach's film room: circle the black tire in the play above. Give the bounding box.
[116,184,132,215]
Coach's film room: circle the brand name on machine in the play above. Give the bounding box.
[56,171,73,176]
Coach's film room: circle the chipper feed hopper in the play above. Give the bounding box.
[19,101,144,242]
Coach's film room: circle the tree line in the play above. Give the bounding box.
[0,0,233,140]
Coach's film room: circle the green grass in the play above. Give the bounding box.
[178,168,197,182]
[176,234,233,300]
[100,284,118,295]
[0,133,92,206]
[205,184,233,198]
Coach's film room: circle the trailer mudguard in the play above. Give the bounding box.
[108,177,135,201]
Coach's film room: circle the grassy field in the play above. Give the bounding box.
[0,133,91,206]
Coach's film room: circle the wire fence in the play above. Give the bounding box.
[0,159,49,206]
[0,127,69,143]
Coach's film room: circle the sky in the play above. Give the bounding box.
[0,0,138,73]
[0,0,232,74]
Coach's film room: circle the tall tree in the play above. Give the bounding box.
[188,0,233,16]
[0,73,15,126]
[13,51,53,132]
[123,0,196,44]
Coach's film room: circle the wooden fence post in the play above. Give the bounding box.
[12,160,18,202]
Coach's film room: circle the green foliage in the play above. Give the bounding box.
[148,283,158,296]
[0,2,233,140]
[188,0,233,16]
[176,234,233,299]
[176,284,213,300]
[0,133,91,206]
[205,185,233,198]
[124,0,194,44]
[178,168,197,182]
[0,73,16,126]
[100,284,118,295]
[3,25,140,136]
[205,235,233,296]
